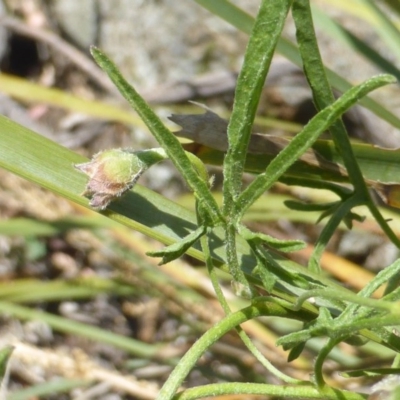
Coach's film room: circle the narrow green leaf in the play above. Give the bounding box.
[236,74,395,217]
[294,0,370,194]
[293,0,400,248]
[0,115,263,283]
[277,329,312,350]
[312,5,400,81]
[223,0,292,215]
[0,115,204,256]
[90,47,222,224]
[337,259,400,324]
[362,0,400,61]
[359,259,400,299]
[308,196,360,273]
[287,342,306,362]
[0,73,140,125]
[284,200,337,213]
[8,379,88,400]
[341,367,400,378]
[0,301,161,358]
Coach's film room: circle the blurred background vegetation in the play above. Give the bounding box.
[1,0,400,399]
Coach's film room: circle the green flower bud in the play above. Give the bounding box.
[75,148,146,210]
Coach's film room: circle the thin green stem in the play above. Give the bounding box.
[293,0,369,190]
[292,0,400,250]
[308,194,361,272]
[91,47,223,225]
[333,314,400,338]
[236,74,394,219]
[200,232,230,315]
[225,223,253,296]
[294,289,393,313]
[239,325,304,384]
[368,202,400,248]
[173,382,367,400]
[201,235,301,384]
[314,338,342,388]
[156,302,311,400]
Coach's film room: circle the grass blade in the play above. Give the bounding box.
[0,115,200,251]
[8,379,88,400]
[0,74,140,125]
[362,0,400,61]
[186,139,400,186]
[0,116,258,276]
[0,301,160,358]
[311,6,400,81]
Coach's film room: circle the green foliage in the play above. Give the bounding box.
[2,0,400,399]
[0,346,13,382]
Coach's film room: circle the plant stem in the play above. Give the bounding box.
[91,47,223,225]
[172,382,367,400]
[314,338,340,388]
[223,0,292,217]
[156,302,310,400]
[308,194,360,272]
[201,234,301,383]
[292,0,400,248]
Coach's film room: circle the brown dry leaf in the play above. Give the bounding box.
[169,107,347,176]
[170,107,400,209]
[374,183,400,209]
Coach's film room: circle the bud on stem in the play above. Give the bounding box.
[75,148,167,210]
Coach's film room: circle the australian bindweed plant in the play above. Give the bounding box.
[1,0,400,399]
